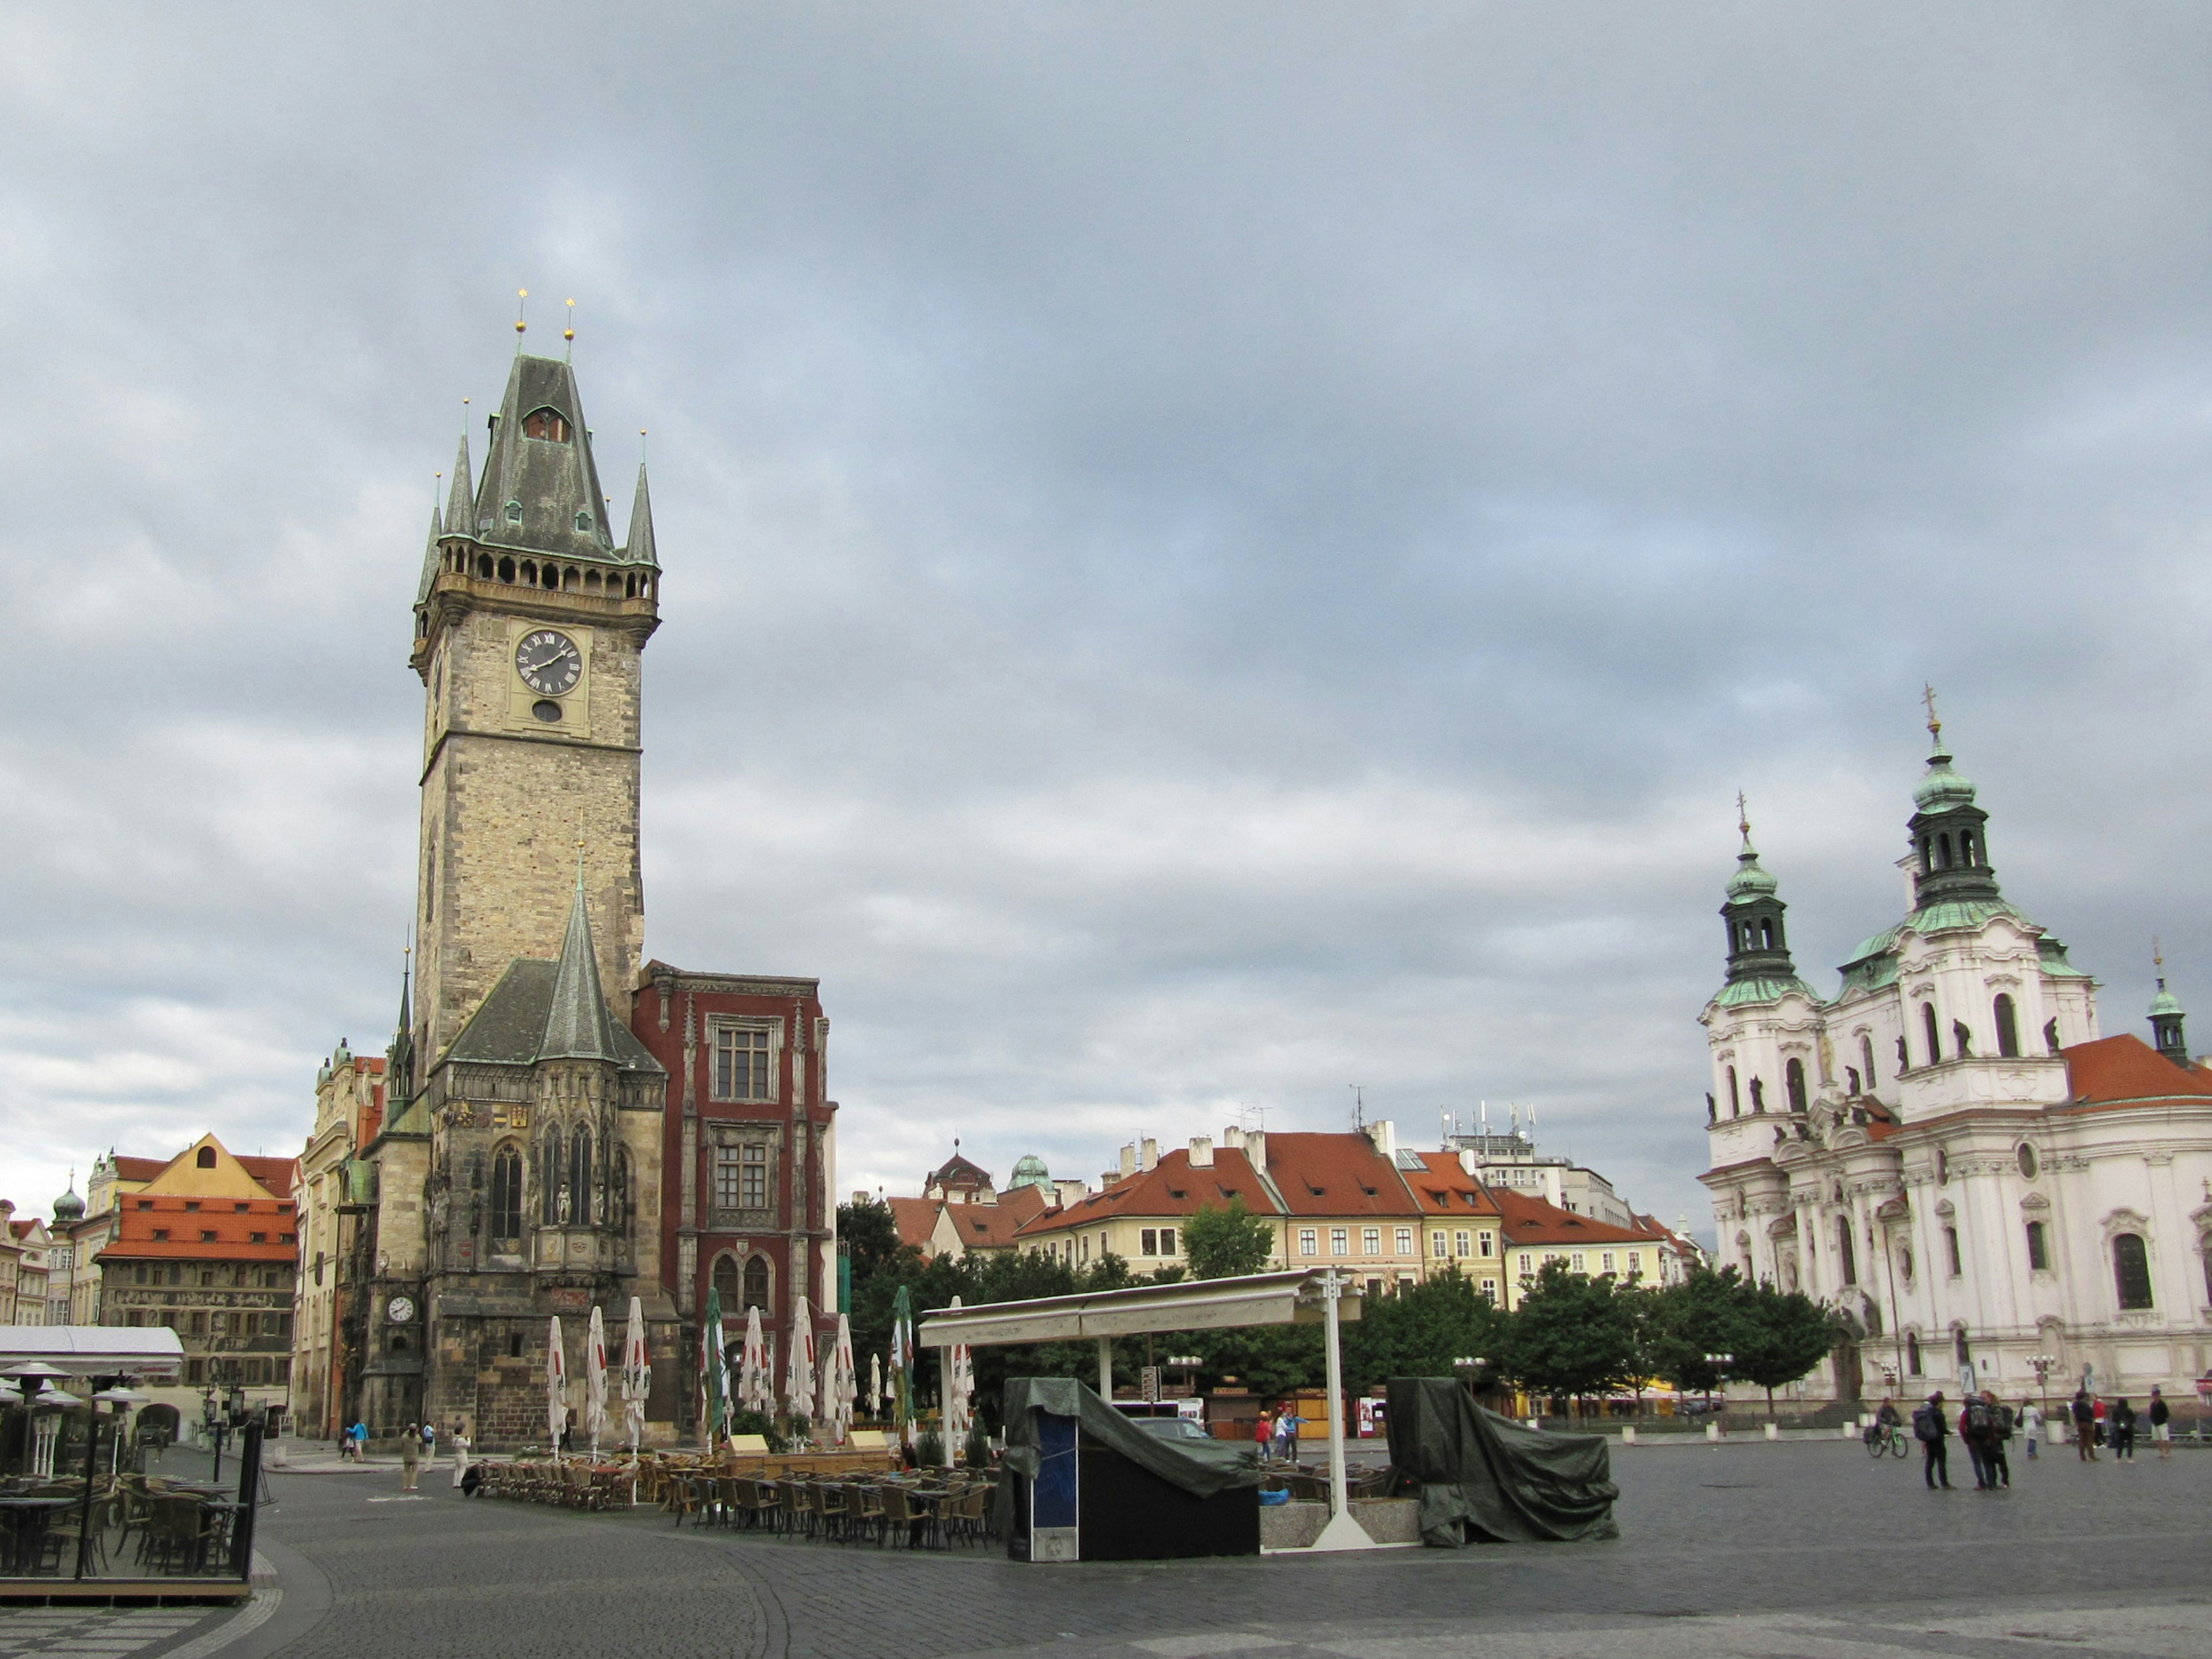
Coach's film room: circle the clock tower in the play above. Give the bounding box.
[410,351,661,1068]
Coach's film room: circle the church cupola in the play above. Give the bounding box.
[1721,797,1798,985]
[2150,942,2188,1066]
[1906,690,2002,910]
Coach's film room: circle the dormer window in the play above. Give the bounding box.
[573,510,592,533]
[505,501,524,525]
[522,408,571,442]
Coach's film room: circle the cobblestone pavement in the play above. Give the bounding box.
[0,1604,219,1659]
[85,1439,2209,1659]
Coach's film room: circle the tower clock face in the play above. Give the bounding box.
[387,1295,417,1325]
[516,631,582,696]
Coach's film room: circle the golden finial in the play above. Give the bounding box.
[1736,791,1752,850]
[1922,682,1942,748]
[514,288,529,353]
[2154,935,2164,974]
[563,298,575,360]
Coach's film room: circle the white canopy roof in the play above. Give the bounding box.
[914,1268,1362,1349]
[0,1326,185,1378]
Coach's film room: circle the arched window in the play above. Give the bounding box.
[570,1127,593,1228]
[2025,1220,2048,1271]
[1960,830,1977,865]
[476,553,494,578]
[2112,1233,2153,1310]
[498,556,516,582]
[1861,1035,1877,1093]
[1936,833,1952,869]
[1918,837,1933,873]
[1994,994,2019,1058]
[1921,1003,1941,1068]
[1727,1067,1740,1118]
[489,1145,523,1243]
[1760,918,1776,950]
[522,407,571,442]
[711,1255,740,1320]
[1952,1020,1973,1059]
[1785,1058,1808,1113]
[196,1146,217,1169]
[1904,1332,1921,1375]
[1953,1326,1971,1367]
[1944,1225,1961,1275]
[743,1255,770,1312]
[1836,1216,1857,1286]
[540,1136,561,1223]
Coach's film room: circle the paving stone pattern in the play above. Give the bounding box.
[0,1605,222,1659]
[200,1440,2212,1659]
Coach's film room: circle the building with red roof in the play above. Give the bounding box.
[1700,715,2212,1404]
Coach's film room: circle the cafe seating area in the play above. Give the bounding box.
[0,1472,243,1580]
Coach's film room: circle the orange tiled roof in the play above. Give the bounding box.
[1014,1146,1282,1237]
[1403,1150,1503,1219]
[1264,1133,1420,1218]
[886,1198,948,1253]
[106,1150,300,1196]
[950,1184,1051,1248]
[1491,1187,1668,1248]
[2062,1033,2212,1107]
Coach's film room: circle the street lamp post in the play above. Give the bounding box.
[2027,1354,2056,1436]
[1703,1352,1734,1431]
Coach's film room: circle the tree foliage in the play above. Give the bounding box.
[1340,1267,1505,1396]
[1181,1199,1276,1279]
[1499,1260,1639,1402]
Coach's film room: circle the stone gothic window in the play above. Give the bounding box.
[712,1254,740,1317]
[742,1254,770,1312]
[540,1137,561,1224]
[2112,1233,2154,1310]
[1994,994,2020,1058]
[570,1127,593,1228]
[489,1145,523,1244]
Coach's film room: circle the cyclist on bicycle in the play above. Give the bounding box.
[1876,1397,1902,1430]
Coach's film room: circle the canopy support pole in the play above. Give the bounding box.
[1096,1336,1112,1399]
[1309,1268,1377,1550]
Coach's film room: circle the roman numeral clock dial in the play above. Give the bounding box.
[516,629,582,716]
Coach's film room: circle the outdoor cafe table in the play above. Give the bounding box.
[0,1495,81,1576]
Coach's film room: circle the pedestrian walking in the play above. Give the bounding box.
[2093,1395,2108,1448]
[1253,1409,1274,1463]
[1958,1395,1991,1490]
[2149,1388,2172,1460]
[2021,1399,2042,1460]
[2109,1396,2137,1461]
[2070,1389,2097,1461]
[452,1423,472,1488]
[1913,1391,1952,1489]
[400,1421,421,1491]
[349,1420,368,1463]
[421,1420,437,1466]
[1979,1392,2012,1489]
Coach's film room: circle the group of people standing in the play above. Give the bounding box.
[1252,1404,1306,1462]
[1892,1384,2175,1490]
[337,1419,475,1492]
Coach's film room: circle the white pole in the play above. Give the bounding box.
[1309,1268,1372,1550]
[1096,1336,1112,1399]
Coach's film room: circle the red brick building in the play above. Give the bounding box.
[628,963,836,1420]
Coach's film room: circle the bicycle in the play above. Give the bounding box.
[1863,1422,1908,1457]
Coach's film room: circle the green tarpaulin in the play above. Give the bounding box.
[995,1377,1261,1544]
[1385,1378,1620,1546]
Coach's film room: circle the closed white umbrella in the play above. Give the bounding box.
[783,1296,816,1430]
[620,1296,652,1459]
[827,1315,857,1446]
[943,1295,972,1468]
[869,1351,883,1419]
[740,1306,771,1416]
[547,1316,570,1455]
[584,1304,610,1459]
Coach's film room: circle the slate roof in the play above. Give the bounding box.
[468,354,620,563]
[443,959,662,1075]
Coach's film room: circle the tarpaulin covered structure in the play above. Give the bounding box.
[995,1377,1261,1562]
[1384,1378,1620,1546]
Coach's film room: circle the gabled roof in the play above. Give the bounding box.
[950,1184,1053,1249]
[887,1198,956,1256]
[1402,1150,1503,1218]
[2062,1033,2212,1108]
[1491,1187,1671,1249]
[1014,1147,1283,1237]
[442,959,663,1077]
[1263,1132,1420,1218]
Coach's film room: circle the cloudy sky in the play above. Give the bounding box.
[6,4,2212,1243]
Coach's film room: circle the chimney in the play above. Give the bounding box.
[1055,1179,1087,1209]
[1245,1130,1267,1171]
[1365,1119,1395,1160]
[1223,1125,1245,1151]
[1139,1137,1158,1172]
[1189,1136,1214,1168]
[1119,1143,1137,1179]
[1102,1171,1121,1189]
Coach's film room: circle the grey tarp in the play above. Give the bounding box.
[1385,1378,1620,1546]
[994,1377,1260,1541]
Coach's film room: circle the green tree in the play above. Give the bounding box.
[1499,1260,1638,1412]
[1181,1199,1275,1279]
[1732,1279,1839,1419]
[1340,1268,1506,1396]
[1642,1267,1754,1399]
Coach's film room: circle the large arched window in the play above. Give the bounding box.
[2112,1233,2154,1310]
[489,1144,523,1244]
[1860,1035,1877,1093]
[570,1127,593,1228]
[1921,1003,1941,1068]
[1785,1058,1808,1113]
[711,1255,740,1321]
[743,1255,771,1312]
[1836,1215,1857,1286]
[1727,1067,1740,1118]
[1904,1332,1922,1375]
[1994,994,2020,1058]
[540,1136,561,1224]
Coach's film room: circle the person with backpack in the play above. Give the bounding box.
[2070,1389,2097,1461]
[1913,1391,1952,1489]
[1959,1395,1993,1490]
[2109,1396,2137,1460]
[1979,1391,2012,1489]
[2148,1388,2172,1460]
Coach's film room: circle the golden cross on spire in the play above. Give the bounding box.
[2154,935,2164,973]
[1922,682,1942,746]
[1736,790,1752,850]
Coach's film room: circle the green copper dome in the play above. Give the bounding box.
[1007,1153,1053,1191]
[52,1177,84,1224]
[2151,983,2184,1017]
[1726,848,1779,900]
[1912,751,1976,811]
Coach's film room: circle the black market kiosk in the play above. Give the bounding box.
[916,1268,1381,1561]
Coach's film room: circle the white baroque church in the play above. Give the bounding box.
[1700,714,2212,1405]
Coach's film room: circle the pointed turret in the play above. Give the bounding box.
[2150,943,2189,1066]
[387,957,418,1105]
[541,870,620,1062]
[623,461,659,569]
[413,501,445,605]
[445,434,475,536]
[1907,690,2001,910]
[471,354,618,560]
[1719,798,1801,989]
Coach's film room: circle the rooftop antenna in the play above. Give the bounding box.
[563,297,576,361]
[1480,1099,1488,1134]
[1349,1084,1364,1130]
[514,287,529,354]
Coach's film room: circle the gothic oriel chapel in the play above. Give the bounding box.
[1701,709,2212,1403]
[335,346,837,1445]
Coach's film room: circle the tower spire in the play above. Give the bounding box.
[1718,796,1801,989]
[2150,938,2190,1066]
[623,451,658,569]
[446,431,475,536]
[541,856,620,1062]
[1907,695,2000,910]
[388,941,417,1103]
